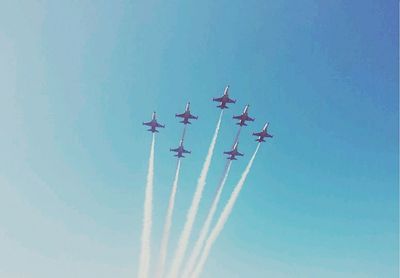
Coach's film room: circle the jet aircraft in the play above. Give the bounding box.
[175,102,198,124]
[213,86,236,109]
[170,139,191,158]
[233,105,255,126]
[224,142,244,160]
[143,112,165,133]
[253,122,273,142]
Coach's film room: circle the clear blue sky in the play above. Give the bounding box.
[0,1,398,277]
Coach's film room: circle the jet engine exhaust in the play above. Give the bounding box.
[166,110,224,278]
[138,134,156,278]
[156,159,182,278]
[182,160,232,278]
[191,143,261,278]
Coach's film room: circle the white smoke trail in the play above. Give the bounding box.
[166,110,224,278]
[233,127,242,146]
[137,134,156,278]
[181,161,232,278]
[156,159,182,278]
[191,144,261,278]
[182,126,241,277]
[181,125,188,141]
[182,125,241,278]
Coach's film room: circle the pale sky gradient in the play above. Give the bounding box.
[0,1,398,277]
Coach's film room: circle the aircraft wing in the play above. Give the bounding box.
[156,122,165,128]
[188,113,198,119]
[246,115,255,121]
[237,151,244,156]
[233,115,242,120]
[143,121,152,126]
[213,96,224,102]
[170,148,179,152]
[176,113,185,118]
[183,149,191,154]
[253,131,263,136]
[227,98,236,103]
[224,150,234,155]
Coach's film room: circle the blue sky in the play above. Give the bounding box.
[0,1,398,277]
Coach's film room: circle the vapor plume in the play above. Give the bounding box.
[191,144,261,278]
[181,160,232,278]
[156,159,182,278]
[166,111,224,278]
[138,134,156,278]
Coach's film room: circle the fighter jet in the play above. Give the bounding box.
[233,105,255,126]
[253,122,273,142]
[213,85,236,109]
[143,112,165,133]
[170,139,191,158]
[224,142,244,160]
[175,102,198,124]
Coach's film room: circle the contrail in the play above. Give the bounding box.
[181,160,232,278]
[137,134,156,278]
[156,159,182,278]
[157,124,186,278]
[181,125,188,141]
[191,144,261,278]
[182,125,241,278]
[166,110,224,278]
[182,121,241,278]
[233,127,242,145]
